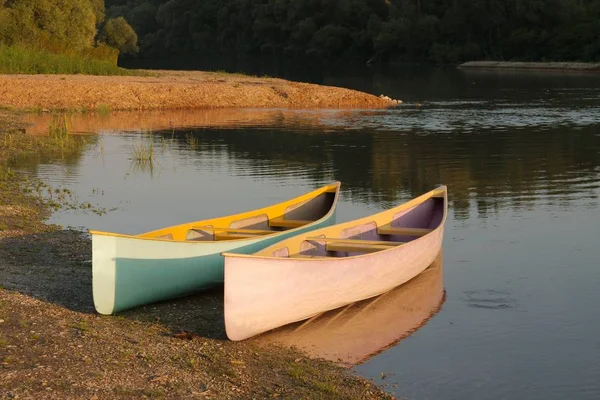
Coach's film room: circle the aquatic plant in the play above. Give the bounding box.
[130,139,155,162]
[47,114,90,156]
[99,137,105,161]
[185,133,200,150]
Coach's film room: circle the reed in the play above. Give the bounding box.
[99,137,105,161]
[48,114,72,149]
[130,140,154,162]
[185,133,200,149]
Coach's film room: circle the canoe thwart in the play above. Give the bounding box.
[305,237,405,246]
[326,243,395,253]
[290,254,333,259]
[377,225,432,237]
[269,218,312,228]
[214,233,271,240]
[190,226,274,235]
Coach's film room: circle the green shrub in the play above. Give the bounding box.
[0,44,142,76]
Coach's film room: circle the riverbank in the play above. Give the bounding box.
[0,70,399,112]
[458,61,600,71]
[0,118,393,399]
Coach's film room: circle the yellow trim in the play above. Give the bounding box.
[89,182,341,242]
[222,185,447,260]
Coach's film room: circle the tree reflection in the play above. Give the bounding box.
[165,123,600,215]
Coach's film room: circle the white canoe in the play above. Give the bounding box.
[223,185,447,340]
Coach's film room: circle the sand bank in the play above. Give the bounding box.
[0,70,398,111]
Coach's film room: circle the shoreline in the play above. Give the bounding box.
[458,61,600,72]
[0,113,394,399]
[0,70,400,112]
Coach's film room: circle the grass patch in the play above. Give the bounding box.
[0,44,144,76]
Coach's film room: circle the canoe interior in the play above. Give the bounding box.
[93,183,341,242]
[184,191,337,242]
[266,194,445,259]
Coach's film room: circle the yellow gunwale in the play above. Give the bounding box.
[222,185,447,260]
[88,182,341,243]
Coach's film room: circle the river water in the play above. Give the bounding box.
[14,67,600,399]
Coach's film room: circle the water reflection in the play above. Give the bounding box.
[161,122,600,217]
[23,109,363,135]
[255,252,445,367]
[18,106,600,225]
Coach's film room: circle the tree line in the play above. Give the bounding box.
[105,0,600,66]
[2,1,598,67]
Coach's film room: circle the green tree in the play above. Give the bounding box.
[100,16,139,54]
[0,0,98,50]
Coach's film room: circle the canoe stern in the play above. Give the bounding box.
[92,234,117,315]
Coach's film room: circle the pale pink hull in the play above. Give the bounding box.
[254,252,445,366]
[224,225,445,341]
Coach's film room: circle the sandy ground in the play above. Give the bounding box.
[0,70,399,111]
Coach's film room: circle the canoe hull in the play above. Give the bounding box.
[224,186,447,341]
[224,225,443,340]
[92,211,337,315]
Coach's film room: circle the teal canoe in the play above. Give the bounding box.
[89,182,340,315]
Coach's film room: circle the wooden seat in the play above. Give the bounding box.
[269,217,312,228]
[377,225,432,237]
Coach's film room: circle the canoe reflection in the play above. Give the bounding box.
[254,251,445,367]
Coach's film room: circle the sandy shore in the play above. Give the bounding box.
[0,70,399,111]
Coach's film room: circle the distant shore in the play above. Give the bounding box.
[458,61,600,71]
[0,70,399,112]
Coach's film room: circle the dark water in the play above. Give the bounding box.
[14,68,600,399]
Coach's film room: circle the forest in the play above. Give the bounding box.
[105,0,600,66]
[1,0,599,70]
